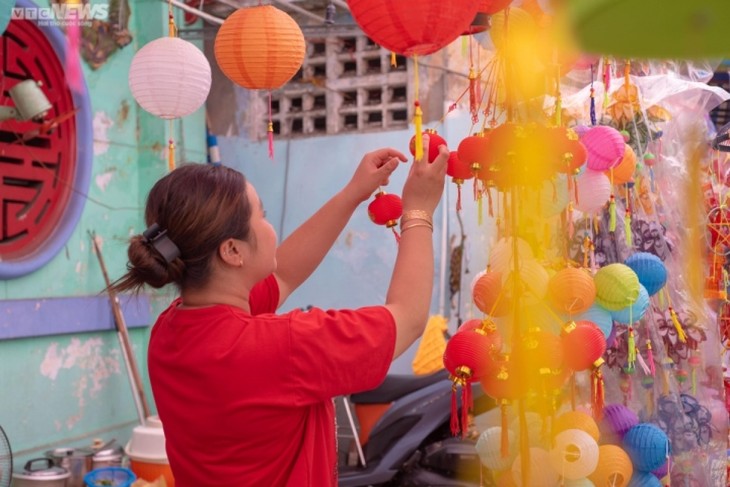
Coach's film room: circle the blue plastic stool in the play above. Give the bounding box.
[84,467,137,487]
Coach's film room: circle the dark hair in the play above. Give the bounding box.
[110,163,253,293]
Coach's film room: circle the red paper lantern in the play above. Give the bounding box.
[367,191,402,227]
[480,356,525,401]
[409,129,447,163]
[512,330,564,384]
[457,133,492,179]
[561,321,606,372]
[348,0,482,56]
[472,270,510,317]
[447,151,474,181]
[478,0,513,14]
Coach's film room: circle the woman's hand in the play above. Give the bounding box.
[345,148,408,203]
[401,135,448,216]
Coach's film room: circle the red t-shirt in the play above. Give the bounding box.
[148,275,396,487]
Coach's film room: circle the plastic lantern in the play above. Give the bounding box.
[549,429,599,480]
[574,304,613,338]
[624,252,667,297]
[622,423,669,472]
[214,5,305,90]
[447,150,474,211]
[588,445,633,487]
[553,411,600,442]
[489,237,534,275]
[473,270,511,317]
[348,0,480,55]
[511,448,559,487]
[443,327,502,436]
[582,126,625,171]
[610,284,649,324]
[548,267,596,315]
[561,321,606,371]
[129,37,212,119]
[476,427,517,471]
[609,145,637,185]
[600,404,639,444]
[409,129,447,162]
[574,169,611,215]
[627,471,662,487]
[593,263,640,311]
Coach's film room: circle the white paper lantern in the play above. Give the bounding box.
[488,237,534,275]
[502,259,550,305]
[129,37,212,119]
[511,448,559,487]
[476,427,517,471]
[574,169,611,215]
[549,428,600,480]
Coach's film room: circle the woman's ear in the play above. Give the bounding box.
[218,238,244,267]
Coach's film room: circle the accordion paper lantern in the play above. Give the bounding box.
[128,37,212,119]
[574,304,614,338]
[548,267,596,315]
[473,270,510,317]
[478,0,513,15]
[624,252,667,296]
[574,169,611,215]
[582,126,625,171]
[588,445,633,487]
[502,260,550,305]
[540,175,570,218]
[561,321,606,371]
[610,284,649,324]
[622,423,669,472]
[214,5,305,90]
[347,0,481,56]
[476,427,517,471]
[443,328,501,381]
[627,471,662,487]
[489,237,534,275]
[593,263,640,311]
[610,145,637,185]
[549,429,599,480]
[553,411,601,442]
[564,480,596,487]
[601,403,639,443]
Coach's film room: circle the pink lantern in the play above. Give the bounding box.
[582,126,625,171]
[574,169,611,214]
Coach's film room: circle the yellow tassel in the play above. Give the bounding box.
[669,306,687,343]
[461,36,468,57]
[168,139,175,171]
[627,327,636,372]
[477,196,483,226]
[414,102,423,161]
[391,51,396,67]
[658,287,666,309]
[625,209,633,247]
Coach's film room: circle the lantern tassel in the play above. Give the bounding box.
[668,306,687,343]
[461,382,471,439]
[450,383,459,436]
[456,183,463,212]
[486,186,494,217]
[647,339,656,376]
[168,138,175,171]
[477,195,483,226]
[268,92,275,160]
[636,348,651,375]
[414,102,423,162]
[591,360,605,421]
[391,51,396,67]
[627,326,636,373]
[567,203,574,240]
[500,401,509,458]
[391,227,401,244]
[468,67,477,120]
[589,87,597,126]
[625,209,633,247]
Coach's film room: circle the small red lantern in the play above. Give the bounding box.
[367,191,402,241]
[472,270,510,317]
[478,0,513,15]
[443,326,502,437]
[561,321,607,372]
[480,355,525,457]
[409,129,447,163]
[512,329,564,388]
[457,132,492,180]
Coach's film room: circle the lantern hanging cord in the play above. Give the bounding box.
[164,0,224,25]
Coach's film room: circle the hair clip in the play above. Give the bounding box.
[142,223,181,263]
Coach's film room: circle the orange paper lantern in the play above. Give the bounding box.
[588,445,633,487]
[547,267,596,315]
[608,144,637,185]
[552,410,601,442]
[214,5,305,90]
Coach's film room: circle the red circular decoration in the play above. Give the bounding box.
[447,151,474,181]
[443,328,501,381]
[348,0,481,56]
[561,321,606,371]
[478,0,513,14]
[0,18,77,261]
[367,192,402,227]
[409,130,447,163]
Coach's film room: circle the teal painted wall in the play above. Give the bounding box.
[0,0,206,467]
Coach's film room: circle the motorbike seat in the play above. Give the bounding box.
[350,369,450,404]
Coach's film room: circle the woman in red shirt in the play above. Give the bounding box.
[111,136,448,486]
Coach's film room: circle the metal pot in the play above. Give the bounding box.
[91,443,124,470]
[12,458,70,487]
[45,448,93,487]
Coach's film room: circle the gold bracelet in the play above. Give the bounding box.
[400,209,433,227]
[400,222,433,233]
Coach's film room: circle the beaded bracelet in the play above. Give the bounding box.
[400,209,433,227]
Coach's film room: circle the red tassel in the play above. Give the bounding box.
[392,227,400,244]
[456,183,463,212]
[468,67,478,120]
[461,383,471,438]
[450,384,459,436]
[486,186,494,217]
[647,340,656,376]
[500,402,509,458]
[573,176,580,205]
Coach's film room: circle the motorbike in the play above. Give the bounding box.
[338,369,495,487]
